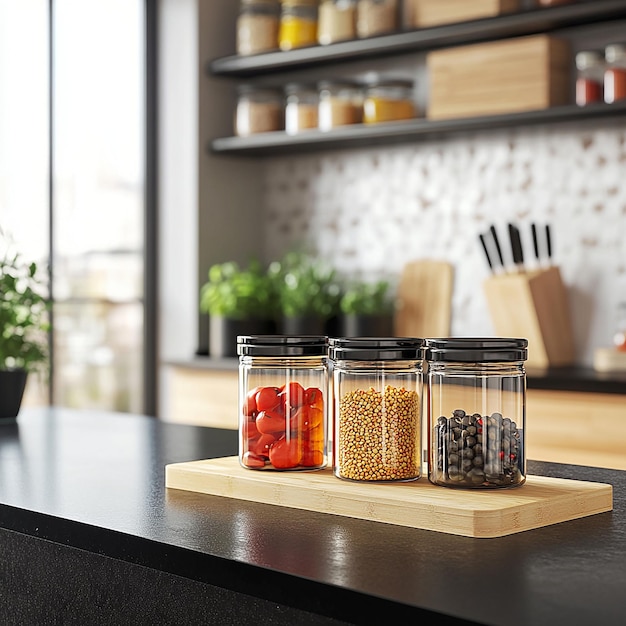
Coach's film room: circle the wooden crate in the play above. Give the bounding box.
[405,0,519,29]
[427,35,571,120]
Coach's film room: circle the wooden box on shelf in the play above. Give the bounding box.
[483,265,575,369]
[427,34,571,120]
[404,0,519,29]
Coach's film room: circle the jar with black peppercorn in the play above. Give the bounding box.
[425,338,527,490]
[238,335,329,471]
[329,337,423,483]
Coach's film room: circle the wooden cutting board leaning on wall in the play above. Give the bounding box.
[395,259,454,338]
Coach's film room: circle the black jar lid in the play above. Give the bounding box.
[237,335,328,357]
[424,337,528,362]
[329,337,424,361]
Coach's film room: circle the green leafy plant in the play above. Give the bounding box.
[199,259,274,319]
[0,231,49,372]
[268,252,342,320]
[339,279,394,316]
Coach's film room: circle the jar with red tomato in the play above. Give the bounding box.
[237,335,329,471]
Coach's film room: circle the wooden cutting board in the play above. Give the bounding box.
[394,259,454,337]
[165,456,613,538]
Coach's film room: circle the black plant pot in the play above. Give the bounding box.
[340,313,395,337]
[279,315,326,336]
[0,369,28,422]
[209,316,276,358]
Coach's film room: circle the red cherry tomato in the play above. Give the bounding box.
[269,436,302,469]
[242,418,259,441]
[256,409,287,435]
[286,381,305,408]
[243,386,260,417]
[301,449,324,467]
[241,452,266,468]
[304,387,323,411]
[255,386,281,412]
[249,433,275,459]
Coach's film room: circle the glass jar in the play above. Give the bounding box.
[613,302,626,352]
[318,80,363,130]
[356,0,398,39]
[329,337,423,482]
[575,50,604,106]
[426,338,528,490]
[604,43,626,104]
[237,0,280,56]
[363,78,416,124]
[536,0,573,6]
[238,335,329,471]
[235,85,284,136]
[318,0,357,45]
[285,83,319,134]
[279,0,319,51]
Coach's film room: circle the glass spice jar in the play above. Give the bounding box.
[318,80,363,130]
[236,0,280,56]
[238,335,329,471]
[426,338,528,490]
[329,337,424,483]
[285,83,319,134]
[318,0,357,45]
[362,78,416,124]
[575,50,604,106]
[279,0,319,51]
[356,0,398,39]
[604,43,626,104]
[235,85,284,136]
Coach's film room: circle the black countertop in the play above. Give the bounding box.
[1,407,626,625]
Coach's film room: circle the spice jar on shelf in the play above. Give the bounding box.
[329,337,424,483]
[356,0,398,39]
[425,338,528,490]
[238,335,329,471]
[236,0,281,56]
[285,83,319,134]
[279,0,319,51]
[235,85,284,136]
[318,0,357,45]
[318,80,363,131]
[362,78,416,124]
[575,50,604,106]
[604,43,626,104]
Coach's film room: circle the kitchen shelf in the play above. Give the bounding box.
[211,100,626,157]
[208,0,626,78]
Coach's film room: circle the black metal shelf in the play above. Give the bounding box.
[209,0,626,78]
[210,101,626,157]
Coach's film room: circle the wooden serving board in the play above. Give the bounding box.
[165,456,613,538]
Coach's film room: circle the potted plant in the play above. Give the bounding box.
[200,259,276,358]
[268,252,342,335]
[0,231,49,421]
[339,278,395,337]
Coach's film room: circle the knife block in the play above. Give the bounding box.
[483,266,575,368]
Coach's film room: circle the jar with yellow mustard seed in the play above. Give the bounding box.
[363,78,416,124]
[329,337,423,482]
[279,0,319,51]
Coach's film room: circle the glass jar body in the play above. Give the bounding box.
[604,44,626,104]
[428,361,526,489]
[575,50,604,106]
[356,0,398,39]
[332,359,422,482]
[318,82,363,130]
[235,88,284,136]
[285,84,319,134]
[318,0,357,45]
[363,81,416,123]
[236,1,280,56]
[279,2,318,51]
[239,354,329,471]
